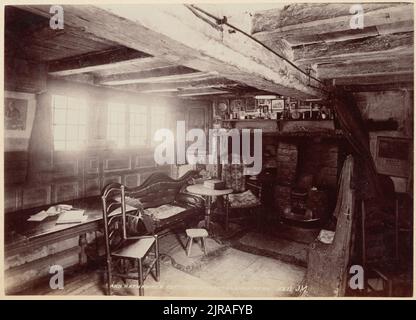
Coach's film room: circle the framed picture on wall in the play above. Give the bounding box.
[230,99,245,113]
[271,99,285,112]
[245,97,256,112]
[4,91,36,139]
[375,136,411,177]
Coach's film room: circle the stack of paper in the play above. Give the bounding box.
[46,204,74,216]
[46,206,60,216]
[56,210,87,224]
[27,210,49,222]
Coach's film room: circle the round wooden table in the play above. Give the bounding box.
[186,184,233,235]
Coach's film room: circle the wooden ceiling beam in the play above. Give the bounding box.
[251,3,404,33]
[332,73,414,86]
[177,89,230,97]
[48,47,151,76]
[116,77,239,92]
[253,4,413,44]
[317,57,413,79]
[19,4,323,99]
[293,32,413,65]
[341,82,413,92]
[97,66,217,85]
[93,57,174,77]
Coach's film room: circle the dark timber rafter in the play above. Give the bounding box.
[292,32,414,65]
[48,47,151,76]
[252,4,413,44]
[19,4,324,99]
[97,66,217,85]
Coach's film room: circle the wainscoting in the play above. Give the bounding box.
[4,149,171,213]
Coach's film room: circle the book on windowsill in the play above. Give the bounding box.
[56,210,87,224]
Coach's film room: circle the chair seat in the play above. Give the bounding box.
[228,190,261,208]
[144,204,186,220]
[186,228,208,238]
[113,237,155,259]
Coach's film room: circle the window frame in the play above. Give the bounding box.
[128,104,149,147]
[51,94,88,152]
[107,102,128,149]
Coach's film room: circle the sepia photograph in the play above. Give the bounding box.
[1,1,414,300]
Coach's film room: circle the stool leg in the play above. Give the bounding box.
[138,258,144,296]
[225,195,229,232]
[155,235,160,282]
[187,237,193,257]
[201,237,207,255]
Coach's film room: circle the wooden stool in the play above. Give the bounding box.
[185,228,208,257]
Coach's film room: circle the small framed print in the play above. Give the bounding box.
[375,136,411,177]
[4,91,36,139]
[230,99,245,113]
[245,98,256,112]
[271,99,285,112]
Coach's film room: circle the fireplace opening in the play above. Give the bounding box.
[275,139,340,227]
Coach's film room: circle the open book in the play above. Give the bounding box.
[56,210,87,224]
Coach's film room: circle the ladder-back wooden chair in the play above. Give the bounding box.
[222,164,262,231]
[101,183,160,296]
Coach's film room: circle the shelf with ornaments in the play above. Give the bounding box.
[212,97,339,136]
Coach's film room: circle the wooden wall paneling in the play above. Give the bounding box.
[135,154,156,168]
[84,155,101,196]
[84,152,102,196]
[85,156,100,174]
[52,157,79,179]
[54,181,81,203]
[22,186,52,209]
[103,155,132,172]
[85,178,101,197]
[102,175,122,187]
[184,104,210,158]
[4,151,29,185]
[4,187,22,212]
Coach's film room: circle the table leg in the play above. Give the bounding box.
[79,233,88,266]
[205,196,212,232]
[198,196,212,232]
[225,195,229,232]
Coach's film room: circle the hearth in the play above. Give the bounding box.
[274,140,339,227]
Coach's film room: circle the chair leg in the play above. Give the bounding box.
[186,237,193,257]
[106,258,112,295]
[121,259,127,284]
[138,258,144,296]
[225,196,229,232]
[201,237,207,255]
[155,236,160,282]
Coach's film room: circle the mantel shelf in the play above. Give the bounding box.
[216,119,343,139]
[221,119,277,122]
[262,131,345,139]
[220,119,334,123]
